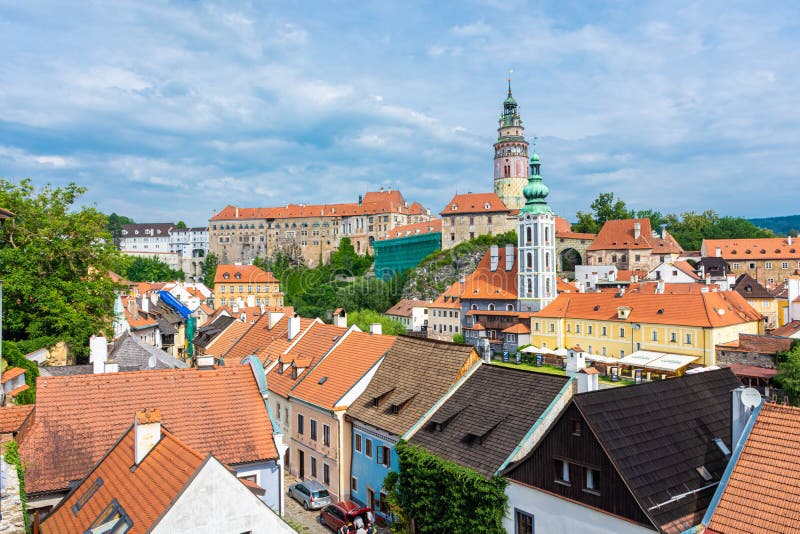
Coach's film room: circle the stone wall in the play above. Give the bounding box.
[716,349,776,368]
[0,456,26,534]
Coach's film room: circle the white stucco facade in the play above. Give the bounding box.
[503,481,654,534]
[152,456,295,534]
[518,212,557,312]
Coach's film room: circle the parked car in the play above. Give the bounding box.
[320,501,374,531]
[288,480,331,510]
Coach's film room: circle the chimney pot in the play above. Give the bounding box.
[369,323,383,335]
[633,221,641,240]
[90,335,108,374]
[134,408,162,465]
[288,314,301,340]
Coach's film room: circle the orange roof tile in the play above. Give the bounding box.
[386,299,429,318]
[20,365,278,496]
[203,320,252,355]
[7,384,30,397]
[502,323,531,334]
[461,245,518,300]
[588,218,683,253]
[380,219,442,240]
[221,312,312,362]
[533,289,763,327]
[706,403,800,533]
[0,404,33,434]
[703,237,800,260]
[672,260,701,279]
[439,192,510,216]
[290,330,395,410]
[268,322,347,398]
[214,264,279,284]
[431,280,465,309]
[1,367,26,384]
[557,278,578,292]
[41,424,205,534]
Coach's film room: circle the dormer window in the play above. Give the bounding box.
[484,202,491,209]
[451,204,458,211]
[235,272,242,280]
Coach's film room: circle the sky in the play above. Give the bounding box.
[1,1,799,227]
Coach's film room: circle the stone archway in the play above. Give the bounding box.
[560,247,583,275]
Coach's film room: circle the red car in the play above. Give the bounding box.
[319,501,374,532]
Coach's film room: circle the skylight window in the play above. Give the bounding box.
[71,477,103,515]
[88,498,132,533]
[318,376,328,385]
[695,465,713,482]
[713,437,731,457]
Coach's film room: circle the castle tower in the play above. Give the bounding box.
[493,79,529,210]
[518,149,557,312]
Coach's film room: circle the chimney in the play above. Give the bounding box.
[134,408,162,465]
[789,235,794,246]
[235,207,239,218]
[489,245,499,272]
[90,335,108,374]
[656,280,665,294]
[577,368,599,393]
[565,346,587,377]
[660,224,667,239]
[288,314,301,340]
[706,274,711,286]
[731,387,761,449]
[633,221,641,240]
[715,247,722,258]
[333,308,348,328]
[232,302,239,314]
[140,297,149,314]
[369,323,383,335]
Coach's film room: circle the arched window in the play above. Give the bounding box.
[546,278,551,296]
[527,253,533,270]
[527,279,532,295]
[488,303,495,311]
[470,304,477,310]
[526,227,532,244]
[545,253,550,270]
[506,304,514,311]
[545,227,550,242]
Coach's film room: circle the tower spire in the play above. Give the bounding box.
[507,69,513,97]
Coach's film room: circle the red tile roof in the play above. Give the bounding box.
[222,312,314,362]
[386,299,429,318]
[380,219,442,240]
[203,320,252,355]
[1,367,26,384]
[461,245,518,300]
[533,289,763,327]
[431,281,465,309]
[588,218,683,253]
[439,192,510,216]
[502,323,531,334]
[716,334,793,354]
[706,403,800,533]
[725,364,778,380]
[290,330,395,410]
[214,264,278,284]
[0,404,33,434]
[41,423,206,534]
[773,320,800,337]
[554,217,596,240]
[702,237,800,260]
[20,365,278,496]
[673,260,701,280]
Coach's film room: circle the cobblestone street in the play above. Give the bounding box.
[283,474,331,534]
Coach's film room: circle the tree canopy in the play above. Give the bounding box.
[347,309,407,335]
[119,255,184,282]
[0,179,121,360]
[202,252,219,288]
[105,212,134,249]
[775,340,800,405]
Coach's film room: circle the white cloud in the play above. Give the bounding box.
[451,20,491,37]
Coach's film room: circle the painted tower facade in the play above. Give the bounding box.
[493,83,529,210]
[518,151,557,312]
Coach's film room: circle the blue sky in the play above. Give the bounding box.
[1,1,799,226]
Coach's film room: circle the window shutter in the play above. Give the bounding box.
[376,445,382,464]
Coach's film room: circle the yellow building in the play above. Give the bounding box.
[732,273,779,330]
[213,264,284,309]
[529,286,764,367]
[701,237,800,286]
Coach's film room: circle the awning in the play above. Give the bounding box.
[520,345,542,353]
[548,348,569,357]
[685,365,720,375]
[727,364,778,380]
[617,350,698,372]
[585,353,618,364]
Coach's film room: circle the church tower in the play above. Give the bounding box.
[518,148,557,312]
[493,79,529,210]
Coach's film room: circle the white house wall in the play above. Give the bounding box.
[503,481,654,534]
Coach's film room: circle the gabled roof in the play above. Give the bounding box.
[19,365,278,496]
[461,245,518,301]
[439,192,510,216]
[772,320,800,337]
[431,280,465,309]
[220,311,312,361]
[203,320,252,355]
[410,365,569,477]
[110,331,188,370]
[347,337,480,436]
[40,423,206,534]
[193,314,237,348]
[267,322,347,398]
[532,289,763,327]
[214,264,278,284]
[706,403,800,533]
[716,334,792,355]
[290,330,395,410]
[571,368,742,533]
[733,273,773,299]
[588,218,683,254]
[0,404,33,434]
[386,299,428,318]
[672,260,701,280]
[702,237,800,260]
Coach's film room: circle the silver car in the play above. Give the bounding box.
[288,480,331,510]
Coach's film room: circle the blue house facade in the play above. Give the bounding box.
[350,421,399,521]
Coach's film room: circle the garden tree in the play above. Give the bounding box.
[775,341,800,406]
[123,256,184,282]
[105,212,134,249]
[384,440,507,534]
[329,237,372,277]
[201,252,219,288]
[452,333,465,344]
[175,220,187,229]
[0,179,121,360]
[347,309,408,336]
[573,192,633,233]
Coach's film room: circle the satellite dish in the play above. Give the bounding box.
[741,387,761,409]
[147,355,157,369]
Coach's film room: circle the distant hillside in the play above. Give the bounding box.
[749,215,800,235]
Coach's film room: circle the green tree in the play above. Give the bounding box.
[202,252,219,288]
[105,212,134,249]
[0,179,121,360]
[775,341,800,405]
[452,333,465,344]
[175,220,187,229]
[572,192,633,233]
[347,309,407,335]
[329,237,372,277]
[123,256,184,282]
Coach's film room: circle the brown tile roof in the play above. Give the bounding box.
[588,218,683,254]
[267,322,347,398]
[702,237,800,260]
[772,320,800,337]
[348,337,480,436]
[439,192,510,216]
[20,365,278,496]
[733,273,774,299]
[412,365,569,477]
[533,289,763,327]
[716,334,792,355]
[41,423,205,534]
[290,330,395,410]
[706,403,800,533]
[380,219,442,240]
[386,299,429,318]
[0,404,33,434]
[461,245,518,301]
[214,264,278,284]
[725,363,778,379]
